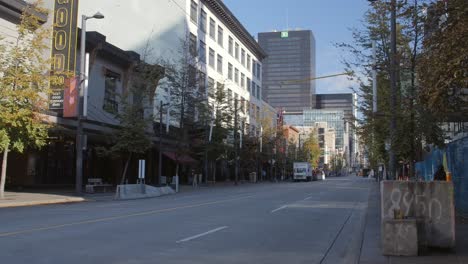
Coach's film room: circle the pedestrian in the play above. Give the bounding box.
[191,169,197,187]
[433,165,446,181]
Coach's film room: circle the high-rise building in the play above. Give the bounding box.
[258,30,316,112]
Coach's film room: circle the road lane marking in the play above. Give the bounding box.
[303,196,312,201]
[0,195,255,238]
[271,205,287,213]
[176,226,228,243]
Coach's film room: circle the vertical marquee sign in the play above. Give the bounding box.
[49,0,79,112]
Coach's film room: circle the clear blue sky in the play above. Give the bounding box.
[223,0,370,94]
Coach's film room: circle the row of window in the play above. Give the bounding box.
[206,78,261,121]
[190,0,261,80]
[192,33,261,100]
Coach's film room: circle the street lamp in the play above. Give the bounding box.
[76,12,104,194]
[368,0,397,180]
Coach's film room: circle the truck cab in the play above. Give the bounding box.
[293,162,312,182]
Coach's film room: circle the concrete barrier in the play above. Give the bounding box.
[115,184,175,200]
[382,219,418,256]
[381,181,455,249]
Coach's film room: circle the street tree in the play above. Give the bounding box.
[98,62,164,185]
[418,0,468,119]
[0,3,62,198]
[337,0,450,176]
[157,38,207,178]
[301,131,321,168]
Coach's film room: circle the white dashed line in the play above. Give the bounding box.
[176,226,228,243]
[271,205,287,213]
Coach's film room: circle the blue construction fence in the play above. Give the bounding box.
[415,136,468,216]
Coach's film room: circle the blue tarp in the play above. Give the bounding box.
[415,137,468,216]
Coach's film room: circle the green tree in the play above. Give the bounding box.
[418,0,468,119]
[337,0,448,176]
[157,38,207,178]
[0,2,62,198]
[301,131,321,168]
[99,62,163,184]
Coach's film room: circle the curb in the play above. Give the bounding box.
[0,197,87,208]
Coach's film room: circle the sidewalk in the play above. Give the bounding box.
[0,191,86,208]
[359,181,468,264]
[0,181,264,207]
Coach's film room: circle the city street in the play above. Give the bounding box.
[0,176,371,264]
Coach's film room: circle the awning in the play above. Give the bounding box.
[162,151,198,164]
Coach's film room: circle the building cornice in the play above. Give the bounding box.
[0,0,47,24]
[202,0,266,60]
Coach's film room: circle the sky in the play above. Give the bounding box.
[223,0,370,94]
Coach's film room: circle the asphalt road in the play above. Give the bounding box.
[0,175,373,264]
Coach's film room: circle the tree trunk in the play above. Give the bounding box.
[212,161,216,183]
[120,153,132,185]
[0,146,9,199]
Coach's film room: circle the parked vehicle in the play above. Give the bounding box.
[293,162,313,182]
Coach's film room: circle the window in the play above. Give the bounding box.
[240,98,245,113]
[247,77,251,93]
[103,70,120,114]
[251,80,255,95]
[200,9,207,32]
[208,77,215,95]
[257,63,261,79]
[188,66,197,89]
[189,33,197,56]
[234,42,239,60]
[247,54,251,70]
[190,0,197,23]
[217,26,223,46]
[256,106,260,120]
[209,18,215,39]
[241,49,245,66]
[234,68,239,84]
[240,73,245,88]
[228,89,233,104]
[228,36,233,55]
[256,85,261,99]
[199,41,206,63]
[228,63,233,80]
[208,48,215,68]
[252,60,256,77]
[199,71,206,95]
[217,54,223,73]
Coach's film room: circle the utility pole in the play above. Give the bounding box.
[389,0,397,180]
[158,101,163,184]
[372,40,377,115]
[234,98,239,185]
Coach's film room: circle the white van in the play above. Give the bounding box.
[293,162,312,182]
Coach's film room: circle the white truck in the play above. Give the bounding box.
[293,162,312,182]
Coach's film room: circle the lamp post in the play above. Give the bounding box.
[76,12,104,194]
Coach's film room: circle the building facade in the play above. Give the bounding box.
[76,0,268,136]
[258,30,316,113]
[314,122,336,166]
[303,109,348,154]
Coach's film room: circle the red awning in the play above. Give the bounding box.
[162,151,197,164]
